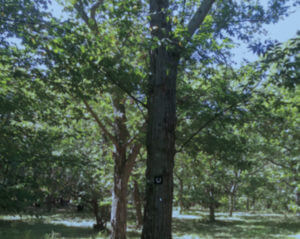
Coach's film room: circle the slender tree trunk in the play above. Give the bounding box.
[296,191,300,206]
[229,194,235,217]
[141,1,179,237]
[178,178,184,214]
[209,204,215,222]
[246,196,250,211]
[252,196,256,210]
[133,180,143,228]
[110,92,141,239]
[92,196,106,230]
[110,146,140,239]
[111,166,129,239]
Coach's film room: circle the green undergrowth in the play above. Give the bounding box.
[0,212,299,239]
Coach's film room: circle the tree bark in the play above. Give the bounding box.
[111,166,129,239]
[91,196,106,230]
[133,180,143,228]
[209,204,215,222]
[141,1,179,238]
[142,1,214,238]
[109,92,141,239]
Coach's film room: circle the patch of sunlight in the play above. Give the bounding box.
[0,215,35,220]
[174,235,202,239]
[288,235,300,239]
[233,212,285,217]
[217,215,243,221]
[172,210,202,220]
[50,219,94,228]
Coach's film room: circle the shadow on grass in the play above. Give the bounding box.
[172,216,300,239]
[0,219,97,239]
[0,219,142,239]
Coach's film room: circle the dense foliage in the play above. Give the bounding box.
[0,0,299,238]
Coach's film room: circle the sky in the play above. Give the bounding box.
[232,4,300,64]
[48,0,300,64]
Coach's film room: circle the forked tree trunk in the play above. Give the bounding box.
[133,180,143,228]
[109,93,141,239]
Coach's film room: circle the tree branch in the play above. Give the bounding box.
[125,143,142,178]
[90,0,104,21]
[82,98,117,145]
[90,0,104,32]
[176,103,236,153]
[75,0,102,34]
[187,0,215,36]
[74,0,90,27]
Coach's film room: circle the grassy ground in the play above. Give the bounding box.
[0,211,299,239]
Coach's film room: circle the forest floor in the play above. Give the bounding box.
[0,210,299,239]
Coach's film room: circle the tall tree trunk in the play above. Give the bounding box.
[142,1,214,238]
[111,165,129,239]
[133,180,143,228]
[142,1,179,238]
[110,92,141,239]
[110,145,140,239]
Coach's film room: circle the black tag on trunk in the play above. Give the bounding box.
[154,176,163,184]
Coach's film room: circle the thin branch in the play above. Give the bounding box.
[187,0,215,36]
[75,0,101,34]
[263,157,296,173]
[90,0,104,32]
[82,98,117,145]
[176,103,236,153]
[106,71,148,109]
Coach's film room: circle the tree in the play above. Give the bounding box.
[24,7,146,237]
[1,1,298,238]
[143,0,297,236]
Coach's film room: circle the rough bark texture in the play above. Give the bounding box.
[142,1,179,238]
[142,1,215,237]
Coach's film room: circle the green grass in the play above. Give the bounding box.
[0,212,299,239]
